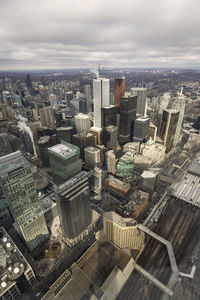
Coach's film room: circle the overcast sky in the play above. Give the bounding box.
[0,0,200,70]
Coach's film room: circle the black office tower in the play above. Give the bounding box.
[101,105,117,127]
[119,96,137,144]
[103,126,118,150]
[134,117,150,142]
[55,171,92,239]
[26,74,34,96]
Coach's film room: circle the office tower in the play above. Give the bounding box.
[93,78,110,127]
[141,168,160,193]
[65,91,73,107]
[89,127,102,145]
[148,122,157,141]
[133,117,150,142]
[101,105,117,127]
[0,152,49,250]
[32,108,39,120]
[105,150,116,175]
[48,141,82,185]
[159,109,179,152]
[97,211,144,250]
[84,84,92,112]
[131,87,147,116]
[96,144,107,165]
[49,94,57,107]
[56,126,75,143]
[114,77,126,107]
[75,113,91,133]
[172,90,186,147]
[0,227,36,300]
[39,106,55,128]
[103,125,118,150]
[0,133,13,157]
[92,167,103,193]
[119,95,137,144]
[55,171,92,239]
[20,131,34,155]
[28,120,41,142]
[26,74,34,96]
[55,108,70,127]
[157,92,171,132]
[72,132,96,158]
[38,135,56,167]
[69,98,86,116]
[84,146,101,168]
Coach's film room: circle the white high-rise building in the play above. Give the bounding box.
[49,94,57,107]
[130,87,147,117]
[93,78,110,128]
[75,113,91,133]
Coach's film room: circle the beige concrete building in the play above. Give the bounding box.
[97,211,145,251]
[39,106,55,128]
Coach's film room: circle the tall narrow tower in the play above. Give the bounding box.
[131,87,147,116]
[172,89,186,147]
[93,78,110,128]
[160,109,179,152]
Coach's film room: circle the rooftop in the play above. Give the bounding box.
[0,227,32,296]
[84,146,100,153]
[104,211,137,228]
[48,143,75,157]
[42,240,131,300]
[56,126,74,132]
[0,151,29,178]
[188,155,200,176]
[136,117,149,122]
[171,172,200,208]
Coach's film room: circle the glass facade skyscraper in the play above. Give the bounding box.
[55,171,92,239]
[0,151,49,251]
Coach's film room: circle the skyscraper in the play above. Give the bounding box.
[65,91,73,107]
[119,95,137,144]
[26,74,34,96]
[69,98,86,116]
[75,113,91,133]
[157,92,171,133]
[39,106,55,128]
[0,133,13,157]
[84,146,101,168]
[55,171,92,239]
[172,90,186,147]
[159,109,179,152]
[48,140,82,185]
[101,105,117,127]
[133,117,150,142]
[0,152,49,250]
[131,87,147,116]
[84,84,92,112]
[114,77,126,107]
[93,78,110,128]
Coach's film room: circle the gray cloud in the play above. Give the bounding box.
[0,0,200,69]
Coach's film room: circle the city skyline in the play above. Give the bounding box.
[0,0,200,70]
